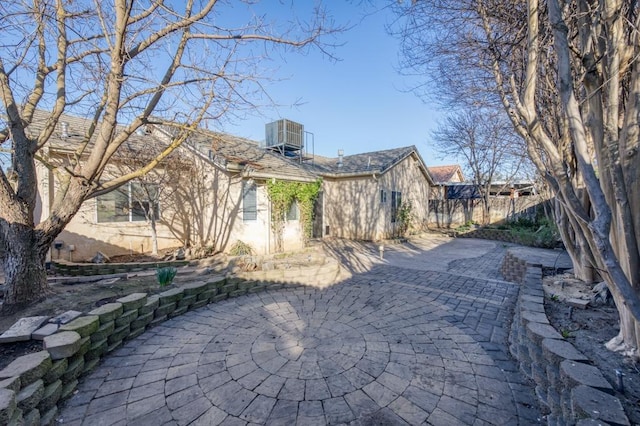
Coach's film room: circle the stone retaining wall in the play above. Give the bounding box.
[454,228,562,249]
[503,253,630,426]
[0,257,341,425]
[52,260,189,276]
[458,228,522,243]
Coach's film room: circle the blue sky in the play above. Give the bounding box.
[222,2,445,165]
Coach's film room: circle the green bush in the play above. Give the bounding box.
[396,201,414,237]
[156,266,177,287]
[507,217,560,248]
[454,220,476,232]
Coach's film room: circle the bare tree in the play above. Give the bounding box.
[431,108,528,224]
[394,0,640,356]
[0,0,337,312]
[112,139,193,256]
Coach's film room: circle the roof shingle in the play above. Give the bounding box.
[303,146,418,176]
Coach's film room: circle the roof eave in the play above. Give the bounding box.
[317,170,381,179]
[249,172,318,183]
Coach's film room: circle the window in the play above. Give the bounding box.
[380,190,387,203]
[97,187,129,222]
[391,190,402,223]
[242,182,257,221]
[131,183,160,221]
[287,201,299,221]
[96,182,160,223]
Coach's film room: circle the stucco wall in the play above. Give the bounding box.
[224,182,304,255]
[323,155,430,240]
[36,148,305,259]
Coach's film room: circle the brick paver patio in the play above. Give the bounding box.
[59,239,541,425]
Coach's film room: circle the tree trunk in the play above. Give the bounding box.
[553,199,597,282]
[482,192,491,225]
[149,205,159,256]
[2,225,50,313]
[150,217,159,256]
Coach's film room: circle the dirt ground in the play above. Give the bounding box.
[544,274,640,425]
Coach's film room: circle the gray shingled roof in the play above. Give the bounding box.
[305,146,414,175]
[185,130,317,182]
[302,145,433,184]
[22,110,429,184]
[23,109,167,161]
[22,110,316,182]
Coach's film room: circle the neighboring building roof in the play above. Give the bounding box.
[303,146,434,184]
[427,165,464,184]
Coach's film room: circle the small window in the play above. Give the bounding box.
[391,190,402,223]
[380,190,387,203]
[287,201,299,221]
[242,182,257,221]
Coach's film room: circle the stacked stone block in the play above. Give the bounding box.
[155,287,184,321]
[0,351,52,425]
[180,281,209,310]
[116,293,146,340]
[500,250,530,283]
[505,252,630,425]
[88,303,123,357]
[52,259,189,277]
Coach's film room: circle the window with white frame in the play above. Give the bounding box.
[242,181,257,221]
[96,182,159,223]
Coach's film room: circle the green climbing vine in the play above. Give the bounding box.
[396,200,414,238]
[266,179,322,252]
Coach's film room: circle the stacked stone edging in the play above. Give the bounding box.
[0,259,340,425]
[51,259,189,276]
[504,252,630,426]
[456,227,562,249]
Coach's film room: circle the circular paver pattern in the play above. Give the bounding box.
[60,264,540,425]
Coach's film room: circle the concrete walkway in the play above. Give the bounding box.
[59,237,542,425]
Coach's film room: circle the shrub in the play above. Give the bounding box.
[156,266,177,287]
[229,240,254,256]
[396,201,414,237]
[508,218,561,248]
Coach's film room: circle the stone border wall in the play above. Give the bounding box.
[453,228,562,249]
[52,260,190,276]
[0,259,340,425]
[458,228,522,244]
[503,253,630,426]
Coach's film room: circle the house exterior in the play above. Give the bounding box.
[33,114,316,260]
[177,129,318,256]
[31,112,434,259]
[305,147,434,240]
